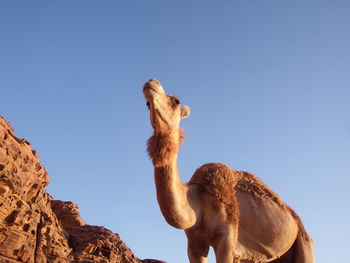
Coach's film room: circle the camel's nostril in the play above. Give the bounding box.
[143,82,151,91]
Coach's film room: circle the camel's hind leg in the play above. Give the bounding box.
[294,232,314,263]
[270,232,314,263]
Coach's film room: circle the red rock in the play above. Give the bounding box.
[0,116,165,263]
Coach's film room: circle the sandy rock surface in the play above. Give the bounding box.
[0,117,165,263]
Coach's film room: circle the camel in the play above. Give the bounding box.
[143,79,314,263]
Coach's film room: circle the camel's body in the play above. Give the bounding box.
[143,79,314,263]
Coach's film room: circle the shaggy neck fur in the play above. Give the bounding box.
[147,129,184,167]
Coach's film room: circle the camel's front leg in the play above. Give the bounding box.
[213,239,235,263]
[212,227,237,263]
[187,238,209,263]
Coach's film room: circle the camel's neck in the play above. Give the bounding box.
[147,129,199,229]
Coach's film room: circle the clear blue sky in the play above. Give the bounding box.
[1,1,349,262]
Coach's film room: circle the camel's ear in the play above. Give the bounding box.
[181,106,190,119]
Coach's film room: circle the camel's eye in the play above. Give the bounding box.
[174,98,181,105]
[146,101,150,109]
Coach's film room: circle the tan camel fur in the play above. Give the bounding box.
[143,79,314,263]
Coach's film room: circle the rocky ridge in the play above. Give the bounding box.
[0,117,164,263]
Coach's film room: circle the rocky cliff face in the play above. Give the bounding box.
[0,117,164,263]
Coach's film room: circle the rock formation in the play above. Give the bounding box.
[0,116,163,263]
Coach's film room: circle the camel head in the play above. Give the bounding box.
[143,79,190,134]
